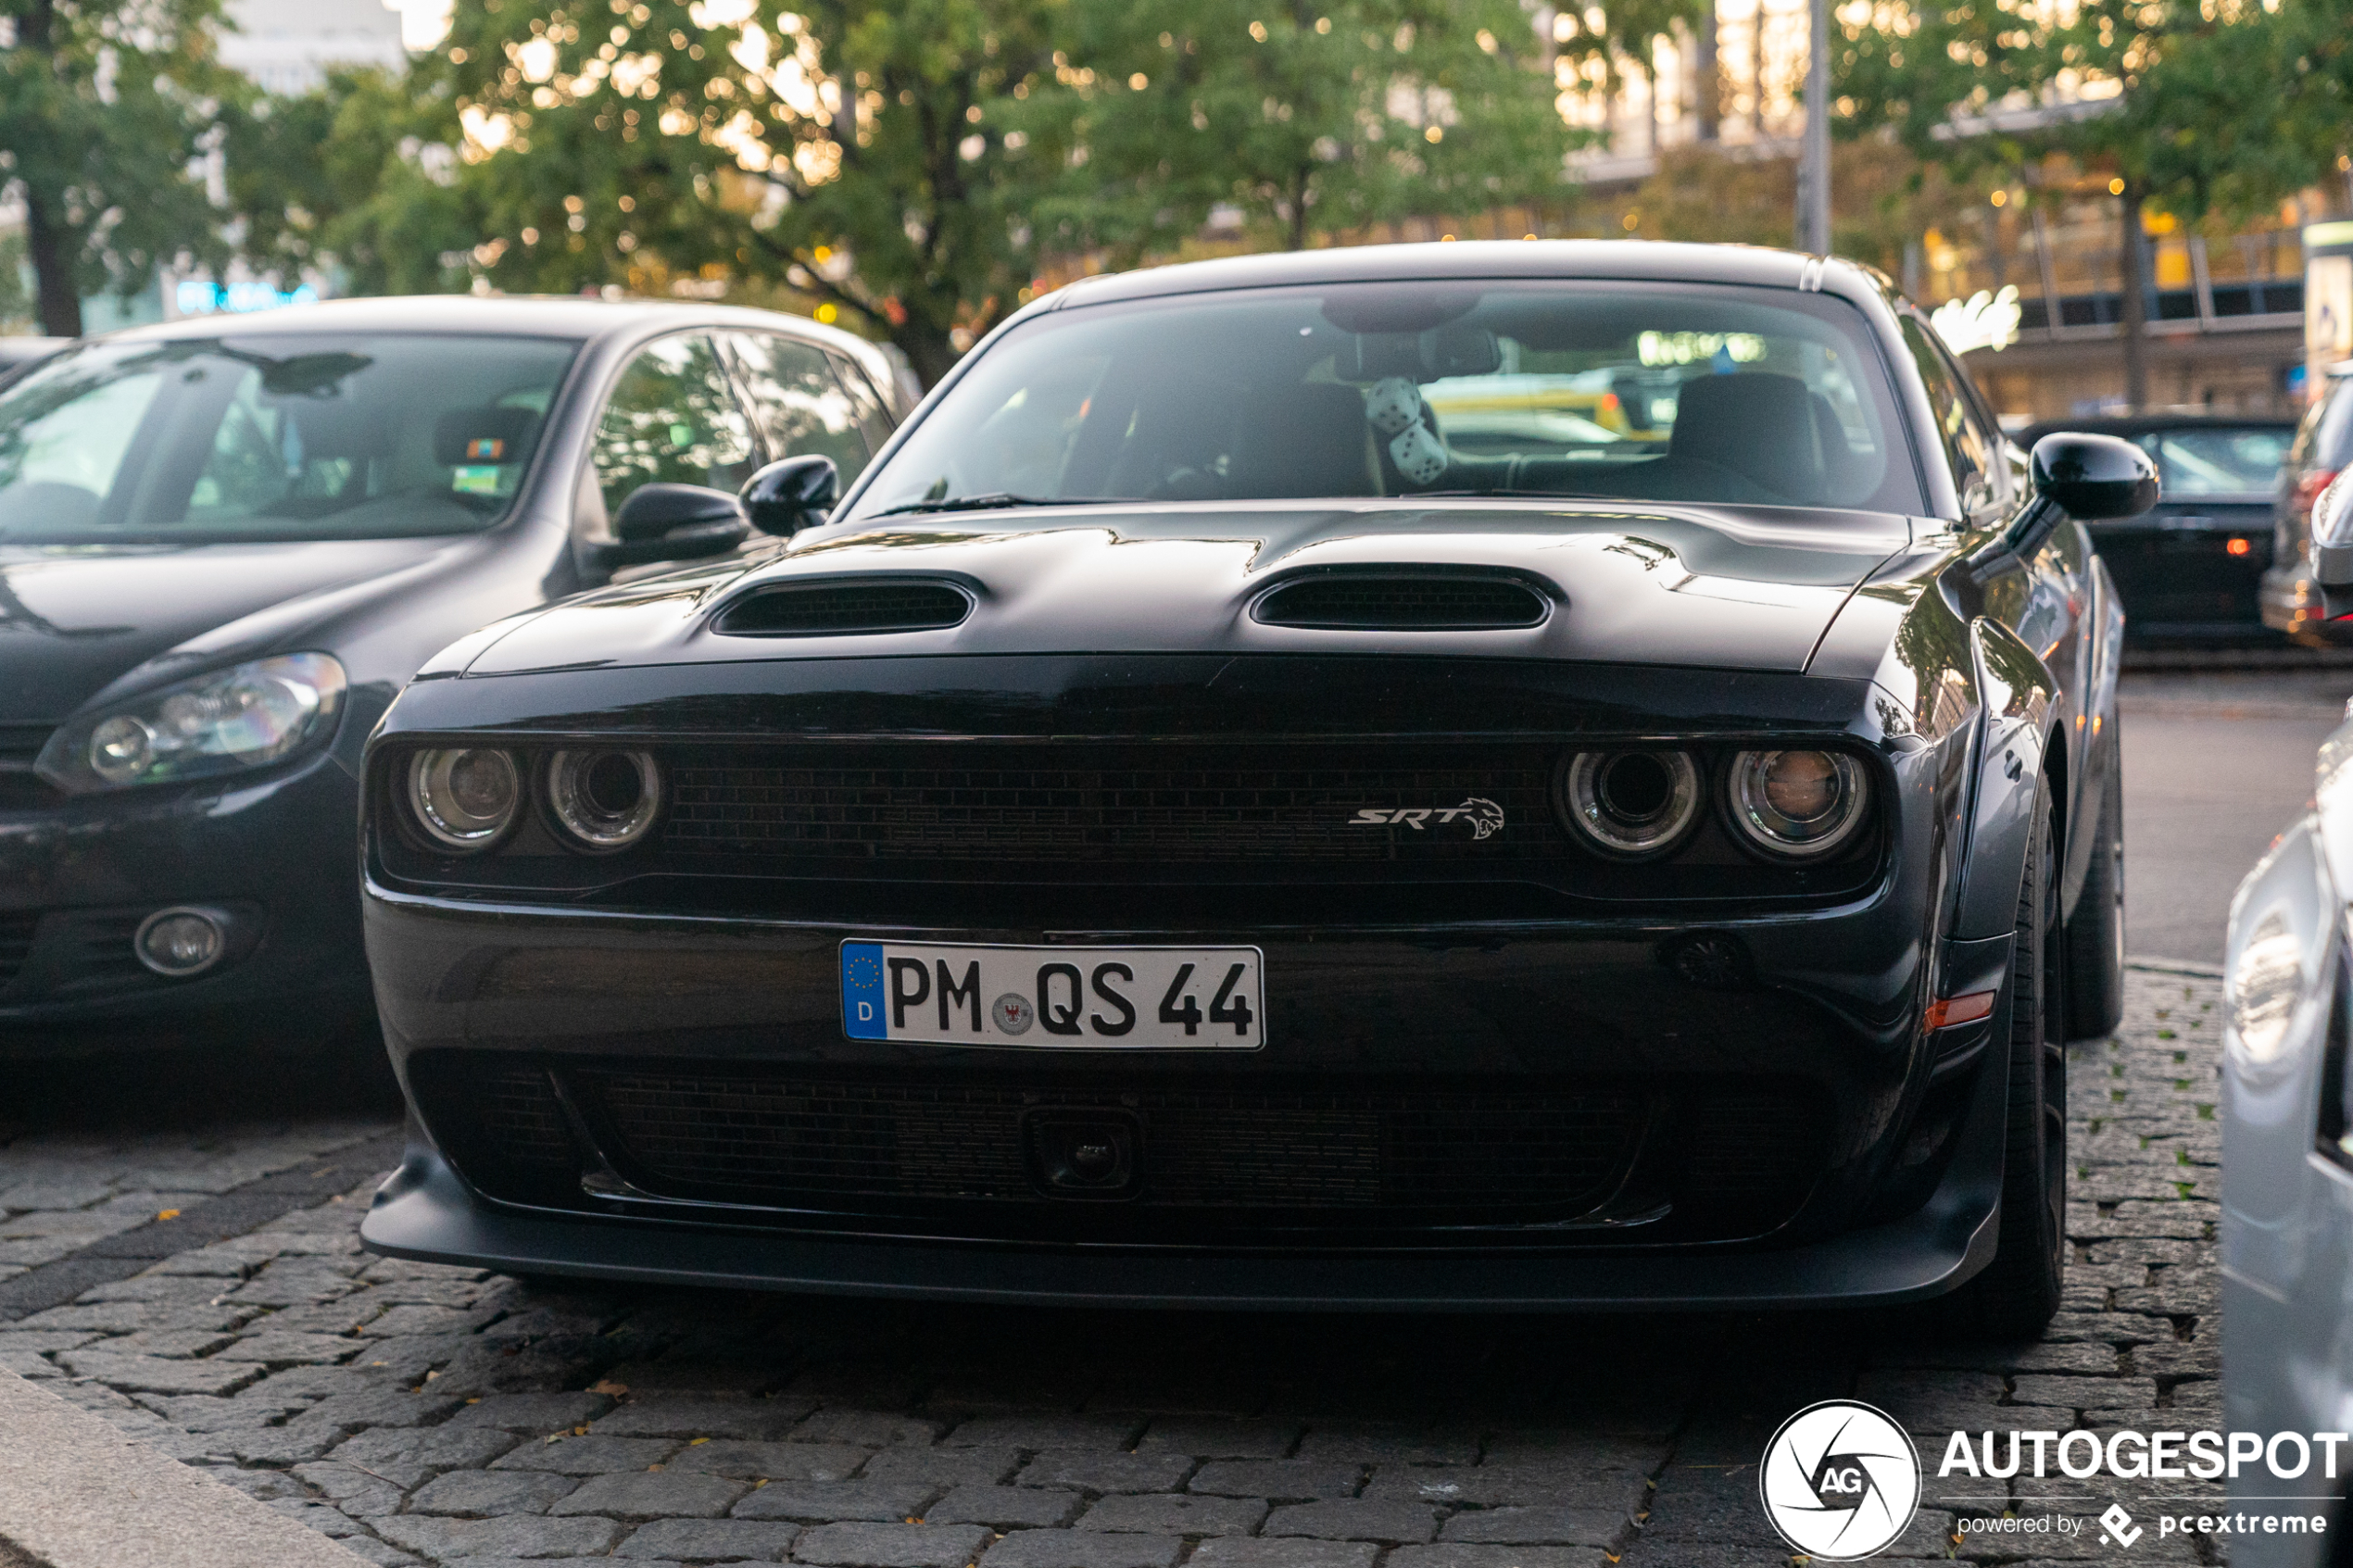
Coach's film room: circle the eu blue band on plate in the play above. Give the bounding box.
[841,943,887,1038]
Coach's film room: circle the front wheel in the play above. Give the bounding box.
[1944,798,2068,1337]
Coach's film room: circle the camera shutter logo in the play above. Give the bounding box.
[1757,1400,1921,1560]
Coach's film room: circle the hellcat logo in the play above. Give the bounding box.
[1349,797,1505,838]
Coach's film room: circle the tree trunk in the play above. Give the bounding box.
[1696,6,1719,142]
[1750,2,1766,138]
[894,323,962,391]
[1646,48,1660,156]
[23,192,82,340]
[2119,186,2148,413]
[17,0,80,338]
[1288,168,1311,250]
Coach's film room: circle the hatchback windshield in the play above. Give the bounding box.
[847,281,1922,521]
[0,333,581,543]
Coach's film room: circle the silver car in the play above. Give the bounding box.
[2222,473,2353,1557]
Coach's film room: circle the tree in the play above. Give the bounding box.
[1840,0,2324,408]
[1554,0,1709,156]
[410,0,1085,385]
[349,0,1575,383]
[223,67,482,298]
[0,0,247,336]
[1062,0,1578,256]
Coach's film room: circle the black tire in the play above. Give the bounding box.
[1944,798,2068,1337]
[2063,755,2126,1040]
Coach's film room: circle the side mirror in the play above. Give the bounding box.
[2311,472,2353,617]
[2029,433,2159,521]
[603,483,750,568]
[740,455,839,536]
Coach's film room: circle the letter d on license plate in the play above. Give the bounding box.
[841,941,1265,1049]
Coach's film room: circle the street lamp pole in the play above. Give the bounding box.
[1795,0,1831,255]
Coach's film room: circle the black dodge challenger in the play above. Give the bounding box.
[359,243,2149,1326]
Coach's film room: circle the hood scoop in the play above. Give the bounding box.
[1252,571,1553,631]
[714,578,975,637]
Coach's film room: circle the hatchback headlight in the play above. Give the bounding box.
[407,748,522,852]
[36,653,346,793]
[1725,749,1869,859]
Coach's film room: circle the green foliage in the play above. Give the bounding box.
[315,0,1573,382]
[1061,0,1579,256]
[0,0,250,334]
[1838,0,2324,223]
[225,67,480,296]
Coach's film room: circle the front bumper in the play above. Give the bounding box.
[0,752,371,1049]
[358,873,2011,1305]
[362,1107,2003,1309]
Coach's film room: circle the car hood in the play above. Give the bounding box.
[460,501,1916,679]
[0,536,465,724]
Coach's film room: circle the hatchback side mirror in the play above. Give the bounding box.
[2311,473,2353,618]
[741,455,839,536]
[604,483,750,568]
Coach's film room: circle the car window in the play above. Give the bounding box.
[2128,427,2291,498]
[590,333,759,515]
[725,332,873,482]
[1900,319,1998,519]
[2313,380,2353,471]
[825,350,898,451]
[0,334,579,542]
[844,282,1922,519]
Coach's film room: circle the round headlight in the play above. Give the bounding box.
[1559,749,1702,859]
[89,714,155,784]
[1726,749,1869,859]
[408,748,522,852]
[546,750,661,852]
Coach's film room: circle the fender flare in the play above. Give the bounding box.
[1949,619,2058,942]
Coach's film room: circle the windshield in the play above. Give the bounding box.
[846,281,1923,521]
[0,333,581,543]
[2130,426,2291,498]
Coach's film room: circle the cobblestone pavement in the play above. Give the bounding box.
[0,966,2223,1568]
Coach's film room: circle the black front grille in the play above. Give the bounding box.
[662,745,1559,865]
[1255,576,1549,630]
[0,724,57,810]
[714,580,973,637]
[0,913,38,988]
[409,1053,1833,1246]
[589,1074,1641,1213]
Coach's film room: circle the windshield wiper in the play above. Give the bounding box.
[1403,487,1618,502]
[869,493,1113,518]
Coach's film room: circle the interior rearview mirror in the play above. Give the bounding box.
[741,454,839,536]
[604,483,750,568]
[2029,433,2159,521]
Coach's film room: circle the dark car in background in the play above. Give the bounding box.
[359,241,2149,1329]
[0,296,902,1052]
[2018,415,2292,643]
[2264,373,2353,641]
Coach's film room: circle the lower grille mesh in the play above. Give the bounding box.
[590,1074,1641,1211]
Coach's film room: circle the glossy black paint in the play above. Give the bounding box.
[2028,433,2160,522]
[356,242,2124,1307]
[742,455,840,536]
[0,296,900,1049]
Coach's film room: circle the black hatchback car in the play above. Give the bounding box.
[358,243,2156,1328]
[0,296,902,1050]
[2017,414,2291,642]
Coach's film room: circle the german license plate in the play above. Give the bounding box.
[840,941,1265,1049]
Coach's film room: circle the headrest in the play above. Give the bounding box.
[1229,382,1378,498]
[1668,372,1825,503]
[434,407,540,467]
